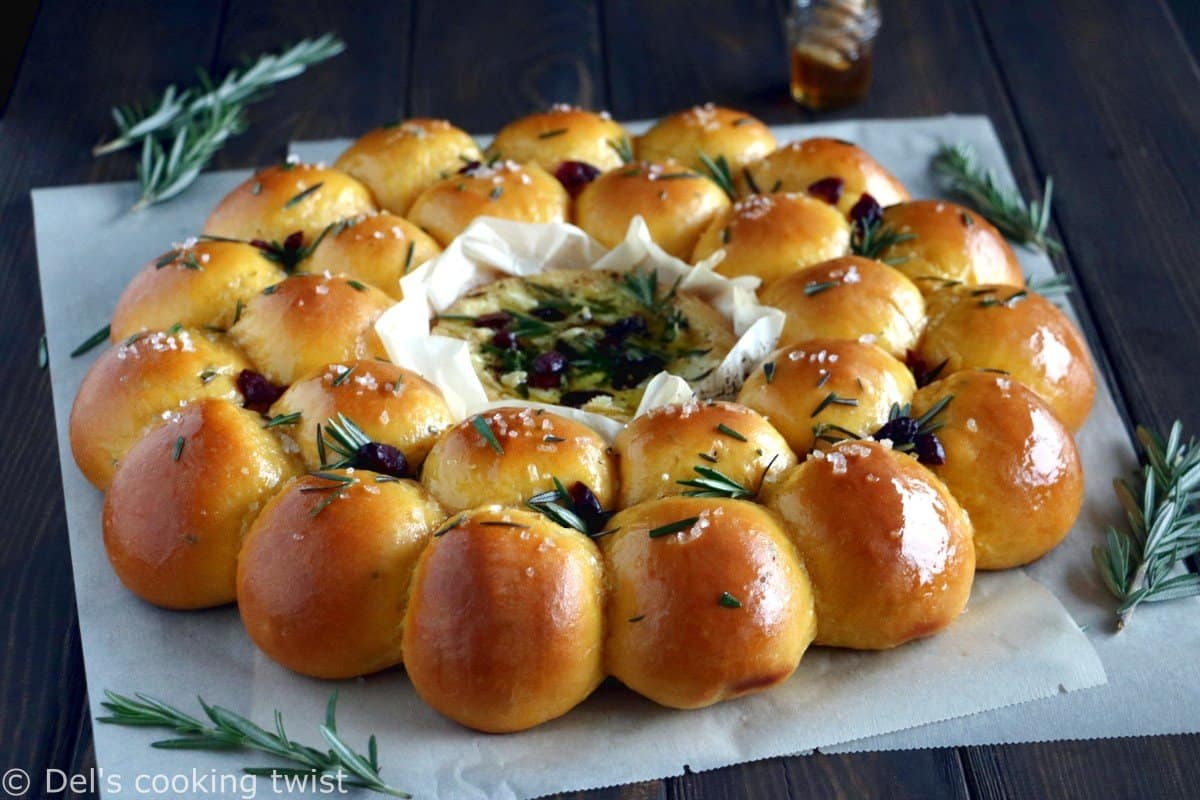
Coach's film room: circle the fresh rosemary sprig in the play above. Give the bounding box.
[677,465,753,499]
[97,689,408,797]
[931,142,1062,255]
[850,218,914,264]
[697,151,737,200]
[95,34,345,156]
[526,477,614,537]
[318,414,371,468]
[97,34,345,208]
[1094,421,1200,629]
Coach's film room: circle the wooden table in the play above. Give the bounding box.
[4,1,1198,797]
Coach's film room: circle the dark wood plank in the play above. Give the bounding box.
[971,0,1200,436]
[409,0,606,130]
[963,737,1200,799]
[0,0,41,115]
[213,0,415,167]
[0,0,224,794]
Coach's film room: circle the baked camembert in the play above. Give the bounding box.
[431,268,735,419]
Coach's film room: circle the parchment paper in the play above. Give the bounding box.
[32,115,1148,800]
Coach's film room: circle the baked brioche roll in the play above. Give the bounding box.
[305,213,441,299]
[763,440,975,649]
[110,239,285,339]
[737,339,916,453]
[760,256,925,358]
[691,193,850,284]
[203,163,376,247]
[738,138,909,215]
[402,506,606,732]
[912,370,1084,569]
[878,200,1024,291]
[488,105,629,172]
[407,159,569,246]
[334,118,482,215]
[229,273,392,386]
[237,470,444,679]
[103,399,298,609]
[574,161,730,258]
[268,360,454,472]
[635,104,776,173]
[421,407,617,513]
[601,497,816,709]
[69,329,249,489]
[917,284,1095,431]
[613,400,796,507]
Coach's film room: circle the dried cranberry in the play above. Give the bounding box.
[807,177,844,205]
[281,231,304,253]
[905,349,948,388]
[527,372,563,389]
[915,433,946,466]
[491,329,518,349]
[611,352,666,389]
[355,442,409,478]
[849,193,882,227]
[457,160,482,175]
[531,306,567,322]
[553,160,601,197]
[560,390,611,407]
[237,369,286,414]
[874,416,920,444]
[532,350,567,375]
[569,482,608,532]
[604,315,647,341]
[474,311,512,329]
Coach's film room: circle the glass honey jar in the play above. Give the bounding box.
[787,0,881,110]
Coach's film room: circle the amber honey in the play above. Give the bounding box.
[789,42,874,109]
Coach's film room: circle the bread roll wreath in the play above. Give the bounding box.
[69,102,1096,733]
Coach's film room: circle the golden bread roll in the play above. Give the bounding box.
[878,200,1024,291]
[911,370,1084,569]
[203,163,376,247]
[407,159,569,246]
[601,497,816,708]
[691,193,850,284]
[268,360,454,472]
[917,284,1095,431]
[237,470,444,679]
[334,118,482,215]
[69,329,249,489]
[102,399,298,609]
[402,506,606,732]
[737,339,916,453]
[575,161,730,258]
[760,255,926,358]
[305,213,441,299]
[488,104,629,172]
[738,138,909,215]
[421,407,617,513]
[613,400,797,507]
[635,104,776,173]
[229,273,393,386]
[110,239,285,340]
[763,440,975,649]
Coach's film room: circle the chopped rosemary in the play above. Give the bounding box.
[537,128,568,139]
[804,280,840,296]
[472,415,505,455]
[332,365,356,387]
[718,592,742,609]
[347,279,367,292]
[1094,421,1200,629]
[264,411,301,428]
[763,361,776,384]
[811,392,859,417]
[628,614,646,622]
[677,465,753,499]
[648,517,700,539]
[434,516,464,537]
[716,423,747,442]
[742,167,761,195]
[171,436,185,461]
[97,689,408,797]
[72,324,111,357]
[283,182,324,208]
[304,472,357,517]
[489,185,503,200]
[607,136,634,164]
[403,240,415,274]
[931,142,1062,254]
[697,150,737,200]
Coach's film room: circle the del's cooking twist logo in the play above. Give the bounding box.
[1,766,350,798]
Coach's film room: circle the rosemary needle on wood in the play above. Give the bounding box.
[97,689,408,797]
[1094,421,1200,629]
[931,142,1062,255]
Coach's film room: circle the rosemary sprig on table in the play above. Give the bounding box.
[931,142,1062,255]
[1094,421,1200,629]
[95,34,345,208]
[97,689,408,797]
